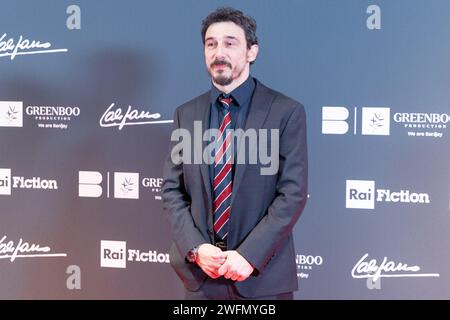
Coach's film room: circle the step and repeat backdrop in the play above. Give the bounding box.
[0,0,449,299]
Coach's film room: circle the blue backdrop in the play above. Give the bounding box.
[0,0,449,299]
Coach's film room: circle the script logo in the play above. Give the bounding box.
[0,235,67,262]
[351,253,440,282]
[99,103,173,130]
[0,33,68,60]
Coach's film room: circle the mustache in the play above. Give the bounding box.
[211,60,232,68]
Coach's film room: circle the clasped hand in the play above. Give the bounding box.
[195,244,254,282]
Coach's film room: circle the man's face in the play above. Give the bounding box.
[204,21,258,87]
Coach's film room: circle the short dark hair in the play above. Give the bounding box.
[201,7,258,49]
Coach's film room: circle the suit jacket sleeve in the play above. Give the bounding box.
[162,108,208,258]
[237,102,308,274]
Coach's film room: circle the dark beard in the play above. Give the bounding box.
[209,60,233,86]
[213,74,233,86]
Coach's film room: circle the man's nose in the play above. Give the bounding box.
[214,43,226,59]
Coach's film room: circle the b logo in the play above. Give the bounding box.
[322,106,349,134]
[78,171,102,197]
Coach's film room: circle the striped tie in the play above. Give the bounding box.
[213,95,233,240]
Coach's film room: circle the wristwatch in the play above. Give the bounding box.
[186,246,199,263]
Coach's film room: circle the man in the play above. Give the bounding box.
[162,7,308,300]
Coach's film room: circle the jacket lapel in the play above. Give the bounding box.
[195,93,214,230]
[230,80,274,208]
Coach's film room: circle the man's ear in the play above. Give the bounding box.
[247,44,259,63]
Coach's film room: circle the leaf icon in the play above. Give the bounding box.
[370,113,384,129]
[5,105,18,122]
[121,177,134,193]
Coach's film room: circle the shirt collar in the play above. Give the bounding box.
[210,75,255,107]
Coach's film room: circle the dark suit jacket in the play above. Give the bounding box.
[162,78,308,297]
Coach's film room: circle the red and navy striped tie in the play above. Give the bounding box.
[213,95,233,240]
